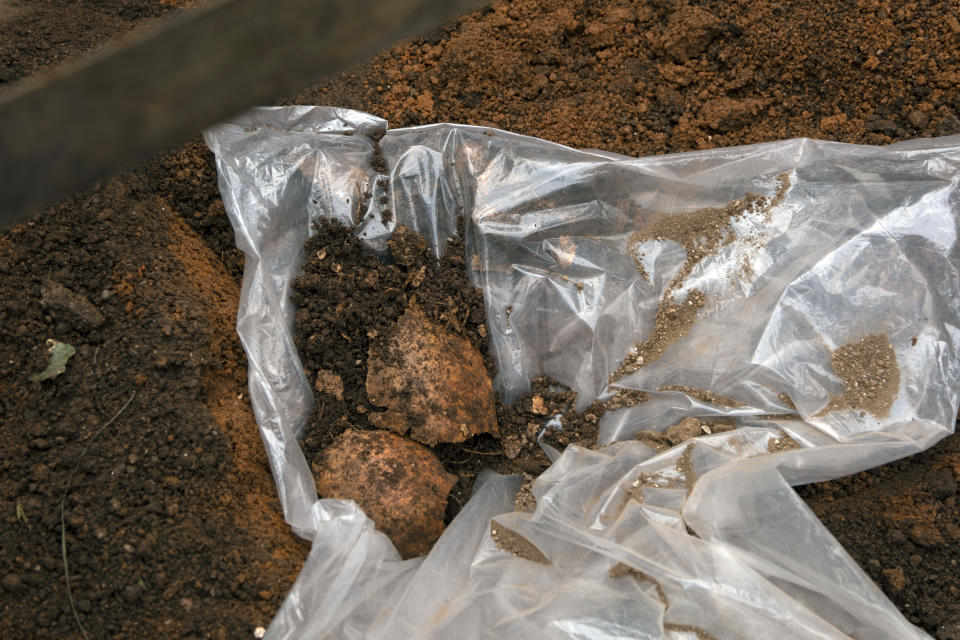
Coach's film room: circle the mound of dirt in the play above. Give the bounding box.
[0,178,307,638]
[300,0,960,155]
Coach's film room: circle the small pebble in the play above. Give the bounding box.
[122,583,143,602]
[907,110,928,129]
[1,574,22,591]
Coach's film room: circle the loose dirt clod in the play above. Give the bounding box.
[314,429,457,558]
[315,369,344,400]
[40,279,105,331]
[635,417,736,451]
[530,395,549,415]
[658,4,722,62]
[366,307,499,446]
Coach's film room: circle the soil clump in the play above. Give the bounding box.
[821,333,900,418]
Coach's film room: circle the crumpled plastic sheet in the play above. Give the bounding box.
[204,106,960,639]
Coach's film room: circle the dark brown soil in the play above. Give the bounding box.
[0,0,193,88]
[797,435,960,637]
[292,220,606,524]
[2,0,959,637]
[0,178,307,638]
[1,5,309,639]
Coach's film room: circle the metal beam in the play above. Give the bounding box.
[0,0,484,227]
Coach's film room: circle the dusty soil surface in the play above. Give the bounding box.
[1,0,959,638]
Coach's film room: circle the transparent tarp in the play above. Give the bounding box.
[205,106,960,639]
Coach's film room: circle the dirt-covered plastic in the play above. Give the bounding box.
[204,106,960,639]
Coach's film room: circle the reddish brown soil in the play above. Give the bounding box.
[1,0,959,637]
[299,0,960,152]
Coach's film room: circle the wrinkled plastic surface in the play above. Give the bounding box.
[204,106,960,639]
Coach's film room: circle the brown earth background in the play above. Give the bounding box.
[1,0,959,638]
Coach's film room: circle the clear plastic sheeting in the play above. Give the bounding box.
[204,106,960,639]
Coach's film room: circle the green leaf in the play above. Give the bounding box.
[30,339,76,382]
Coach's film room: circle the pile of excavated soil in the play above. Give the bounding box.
[0,178,307,638]
[299,0,960,153]
[2,0,959,637]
